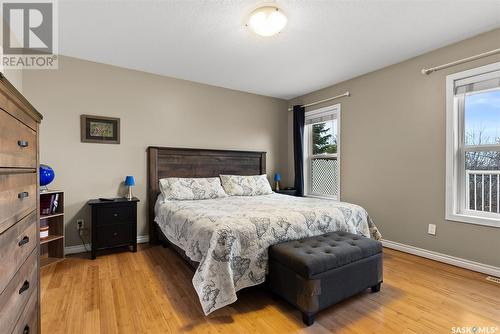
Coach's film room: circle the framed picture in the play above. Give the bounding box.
[81,115,120,144]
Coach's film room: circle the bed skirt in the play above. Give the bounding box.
[156,223,199,270]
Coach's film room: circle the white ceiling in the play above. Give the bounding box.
[59,0,500,100]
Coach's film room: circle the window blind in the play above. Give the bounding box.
[454,70,500,95]
[305,110,337,125]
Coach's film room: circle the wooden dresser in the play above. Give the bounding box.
[0,73,43,334]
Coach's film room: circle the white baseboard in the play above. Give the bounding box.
[65,235,150,255]
[382,239,500,277]
[136,235,149,243]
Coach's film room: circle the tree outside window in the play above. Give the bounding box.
[312,121,337,154]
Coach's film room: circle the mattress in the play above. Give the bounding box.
[154,193,381,315]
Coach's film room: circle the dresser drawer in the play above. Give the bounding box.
[0,249,38,334]
[96,205,132,226]
[11,288,37,334]
[96,224,133,248]
[0,173,37,235]
[0,211,37,294]
[0,110,36,168]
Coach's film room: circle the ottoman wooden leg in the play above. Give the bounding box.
[302,312,315,326]
[371,282,381,293]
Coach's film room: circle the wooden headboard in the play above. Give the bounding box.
[147,146,266,243]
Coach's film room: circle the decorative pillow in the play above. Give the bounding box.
[159,177,227,200]
[219,174,273,196]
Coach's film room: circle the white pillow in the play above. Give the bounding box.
[219,175,273,196]
[159,177,227,200]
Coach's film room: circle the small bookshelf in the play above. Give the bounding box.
[40,190,65,267]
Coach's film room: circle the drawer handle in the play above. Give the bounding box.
[18,280,30,294]
[23,325,30,334]
[18,140,29,148]
[113,213,119,217]
[113,232,118,237]
[18,191,29,199]
[18,236,30,247]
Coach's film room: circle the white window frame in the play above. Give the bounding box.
[303,104,341,200]
[446,61,500,228]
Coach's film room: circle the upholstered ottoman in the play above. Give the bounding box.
[268,231,383,326]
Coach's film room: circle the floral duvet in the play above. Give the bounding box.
[154,193,381,315]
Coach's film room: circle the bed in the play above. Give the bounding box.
[147,147,381,315]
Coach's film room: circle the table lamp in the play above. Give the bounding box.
[125,176,135,200]
[274,173,281,191]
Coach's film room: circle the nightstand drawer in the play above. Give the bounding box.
[96,224,132,248]
[95,206,132,225]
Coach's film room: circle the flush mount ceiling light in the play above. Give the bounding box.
[248,6,287,37]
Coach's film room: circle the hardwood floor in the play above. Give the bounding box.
[40,245,500,334]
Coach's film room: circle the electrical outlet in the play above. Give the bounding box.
[76,219,84,230]
[427,224,436,235]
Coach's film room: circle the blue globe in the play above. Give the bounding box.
[40,164,55,187]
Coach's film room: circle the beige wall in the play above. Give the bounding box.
[289,28,500,267]
[23,56,288,247]
[3,68,23,92]
[1,21,23,92]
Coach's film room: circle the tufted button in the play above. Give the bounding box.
[352,237,358,240]
[305,251,313,255]
[324,250,331,254]
[350,242,356,246]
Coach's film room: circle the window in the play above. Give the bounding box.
[304,104,340,199]
[446,62,500,227]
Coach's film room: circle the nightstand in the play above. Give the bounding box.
[87,197,139,259]
[275,188,298,196]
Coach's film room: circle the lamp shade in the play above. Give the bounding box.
[274,173,281,182]
[124,176,135,186]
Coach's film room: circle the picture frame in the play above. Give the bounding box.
[81,114,120,144]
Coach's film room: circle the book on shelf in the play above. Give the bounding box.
[40,194,53,216]
[52,193,59,214]
[40,193,60,216]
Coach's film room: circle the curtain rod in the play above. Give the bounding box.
[288,91,350,111]
[421,47,500,75]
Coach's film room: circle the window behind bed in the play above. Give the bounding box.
[304,104,340,200]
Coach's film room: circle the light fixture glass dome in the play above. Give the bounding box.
[248,6,287,37]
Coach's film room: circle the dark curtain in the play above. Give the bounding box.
[293,105,305,196]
